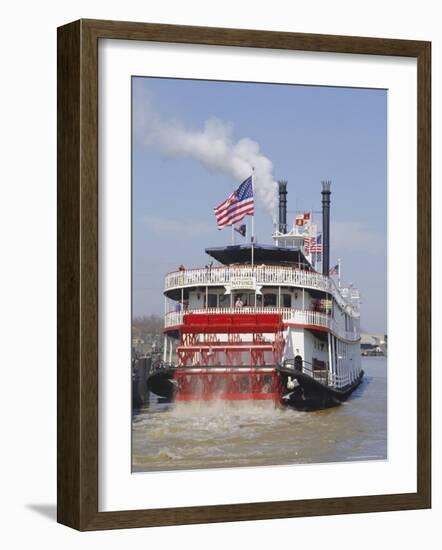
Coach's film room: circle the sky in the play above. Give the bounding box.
[132,77,387,334]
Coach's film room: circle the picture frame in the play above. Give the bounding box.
[57,18,431,531]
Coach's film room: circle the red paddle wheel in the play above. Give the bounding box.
[175,313,285,402]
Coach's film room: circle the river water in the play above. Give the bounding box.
[132,356,387,472]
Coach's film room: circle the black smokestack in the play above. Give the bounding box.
[321,180,331,276]
[278,180,287,233]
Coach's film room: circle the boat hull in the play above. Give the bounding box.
[146,364,364,410]
[146,367,176,400]
[277,365,364,410]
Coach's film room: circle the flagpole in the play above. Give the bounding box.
[251,170,255,269]
[311,210,314,271]
[251,216,254,267]
[231,181,235,245]
[338,258,341,288]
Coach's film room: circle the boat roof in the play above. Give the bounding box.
[205,244,313,269]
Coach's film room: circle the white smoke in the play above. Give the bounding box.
[136,95,277,214]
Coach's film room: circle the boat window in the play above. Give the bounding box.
[264,293,277,307]
[219,294,230,307]
[205,294,218,308]
[282,293,291,308]
[243,293,262,306]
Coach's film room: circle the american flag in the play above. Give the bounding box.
[214,176,254,229]
[329,263,339,276]
[304,233,323,253]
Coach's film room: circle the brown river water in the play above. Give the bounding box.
[132,356,387,472]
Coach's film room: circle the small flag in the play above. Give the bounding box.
[304,233,323,253]
[234,224,246,237]
[295,215,304,226]
[303,212,311,221]
[304,236,313,251]
[314,234,322,262]
[329,263,339,276]
[214,176,254,229]
[313,233,323,255]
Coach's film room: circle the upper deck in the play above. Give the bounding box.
[164,264,360,317]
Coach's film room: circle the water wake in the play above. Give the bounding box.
[169,400,282,418]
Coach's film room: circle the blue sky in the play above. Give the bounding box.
[132,77,387,334]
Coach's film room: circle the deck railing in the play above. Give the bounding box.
[164,265,358,315]
[283,360,359,389]
[164,306,359,342]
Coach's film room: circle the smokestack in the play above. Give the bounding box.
[278,180,287,234]
[321,180,331,276]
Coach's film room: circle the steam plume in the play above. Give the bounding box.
[136,95,277,214]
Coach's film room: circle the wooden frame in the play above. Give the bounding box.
[57,18,431,531]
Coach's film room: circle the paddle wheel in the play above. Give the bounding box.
[174,313,285,402]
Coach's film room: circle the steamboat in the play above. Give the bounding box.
[147,180,363,410]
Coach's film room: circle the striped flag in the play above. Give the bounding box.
[304,236,313,251]
[311,233,323,253]
[304,233,323,253]
[214,176,254,229]
[329,263,339,276]
[313,234,322,263]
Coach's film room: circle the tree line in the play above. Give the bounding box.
[132,315,163,339]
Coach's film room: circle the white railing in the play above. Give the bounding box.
[304,368,357,389]
[164,265,358,316]
[283,361,361,389]
[340,286,361,304]
[164,306,360,342]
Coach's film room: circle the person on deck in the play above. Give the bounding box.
[235,296,244,308]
